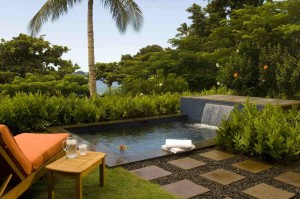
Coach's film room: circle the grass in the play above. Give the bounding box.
[20,167,179,199]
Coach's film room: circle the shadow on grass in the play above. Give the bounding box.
[20,167,179,199]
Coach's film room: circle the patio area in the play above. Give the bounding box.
[124,147,300,199]
[18,145,300,198]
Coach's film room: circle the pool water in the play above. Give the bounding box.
[73,121,216,166]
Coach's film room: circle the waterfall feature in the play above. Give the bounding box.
[201,103,234,126]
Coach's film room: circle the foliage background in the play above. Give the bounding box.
[95,0,300,99]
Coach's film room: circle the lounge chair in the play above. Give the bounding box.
[0,124,69,199]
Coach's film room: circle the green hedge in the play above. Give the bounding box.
[0,92,181,133]
[216,101,300,162]
[0,74,89,97]
[0,87,233,133]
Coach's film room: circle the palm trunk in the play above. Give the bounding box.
[88,0,96,97]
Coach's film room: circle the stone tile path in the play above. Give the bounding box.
[199,150,235,161]
[127,148,299,198]
[243,183,295,199]
[232,160,273,173]
[130,165,172,180]
[168,157,206,170]
[275,171,300,188]
[200,168,246,185]
[161,179,209,199]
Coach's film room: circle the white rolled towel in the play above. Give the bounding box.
[164,139,194,149]
[170,145,195,154]
[161,145,168,150]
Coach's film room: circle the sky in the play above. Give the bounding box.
[0,0,207,72]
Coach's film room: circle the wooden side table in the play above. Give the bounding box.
[46,151,106,199]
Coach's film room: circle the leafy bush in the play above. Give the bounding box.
[120,69,189,95]
[0,88,233,133]
[216,101,300,162]
[0,92,180,133]
[0,73,89,97]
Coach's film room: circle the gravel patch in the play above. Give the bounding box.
[122,147,300,199]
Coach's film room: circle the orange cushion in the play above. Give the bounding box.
[14,133,69,170]
[0,125,32,175]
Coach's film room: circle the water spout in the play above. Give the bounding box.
[201,103,234,126]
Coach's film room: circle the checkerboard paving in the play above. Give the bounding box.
[243,183,295,199]
[199,150,235,161]
[232,160,273,173]
[168,157,206,170]
[161,179,209,199]
[275,171,300,188]
[200,168,246,185]
[130,165,172,180]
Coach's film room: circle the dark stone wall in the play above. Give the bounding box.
[180,96,265,122]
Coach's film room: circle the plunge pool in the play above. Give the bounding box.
[69,118,217,167]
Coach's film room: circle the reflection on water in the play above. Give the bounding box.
[76,122,217,157]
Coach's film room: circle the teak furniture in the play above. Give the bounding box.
[0,124,69,199]
[46,151,106,199]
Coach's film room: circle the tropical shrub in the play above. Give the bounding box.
[0,92,180,133]
[0,73,89,97]
[0,88,233,133]
[216,101,300,162]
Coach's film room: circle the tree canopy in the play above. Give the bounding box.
[0,34,79,84]
[116,0,300,99]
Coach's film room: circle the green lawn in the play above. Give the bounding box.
[20,167,179,199]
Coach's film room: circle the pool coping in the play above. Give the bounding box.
[48,114,187,132]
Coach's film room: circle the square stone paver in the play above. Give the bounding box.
[199,150,235,161]
[275,171,300,188]
[168,157,206,170]
[130,166,172,180]
[232,160,273,173]
[201,169,245,185]
[243,183,295,199]
[162,179,209,199]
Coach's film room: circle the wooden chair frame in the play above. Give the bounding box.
[0,144,65,199]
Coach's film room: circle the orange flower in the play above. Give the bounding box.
[119,144,128,151]
[233,72,238,78]
[263,65,268,70]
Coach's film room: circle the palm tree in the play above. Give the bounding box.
[175,23,190,38]
[28,0,143,97]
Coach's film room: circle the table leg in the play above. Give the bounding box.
[99,158,105,187]
[47,171,55,199]
[75,174,83,199]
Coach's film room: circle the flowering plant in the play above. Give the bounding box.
[233,72,238,78]
[119,144,128,151]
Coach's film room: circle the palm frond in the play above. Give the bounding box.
[125,0,143,32]
[28,0,82,36]
[100,0,143,33]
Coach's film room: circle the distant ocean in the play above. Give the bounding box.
[96,80,119,94]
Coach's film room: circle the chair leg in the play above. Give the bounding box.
[0,174,12,197]
[47,171,55,199]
